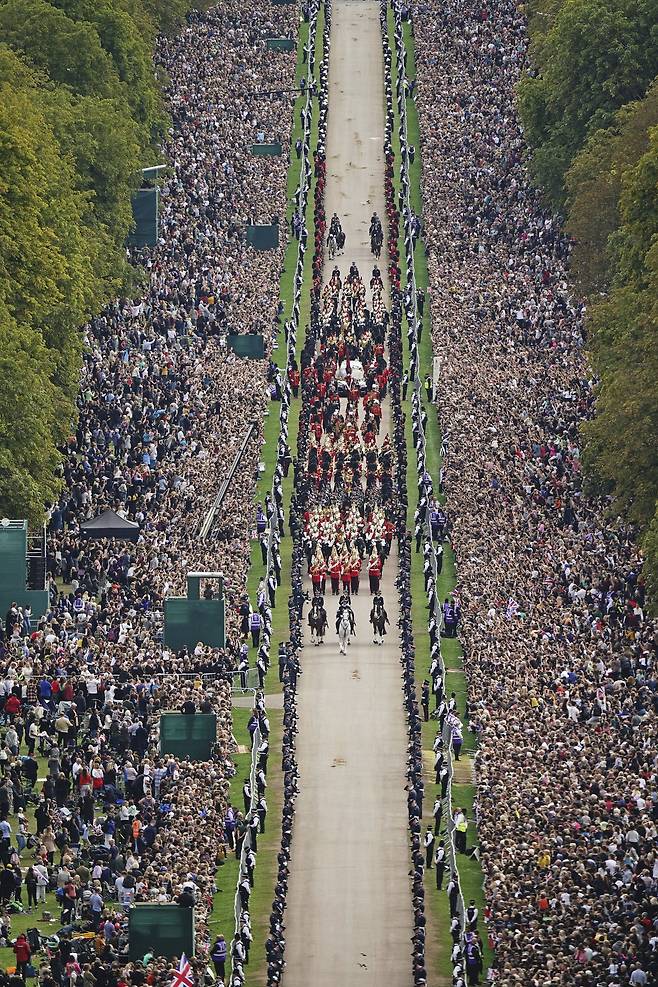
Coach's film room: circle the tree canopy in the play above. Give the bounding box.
[518,0,658,206]
[0,0,196,523]
[520,0,658,602]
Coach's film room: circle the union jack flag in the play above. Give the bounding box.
[171,954,194,987]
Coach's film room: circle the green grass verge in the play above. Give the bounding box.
[246,6,325,651]
[228,10,326,983]
[209,709,283,986]
[388,12,491,983]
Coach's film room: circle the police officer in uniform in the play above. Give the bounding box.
[278,641,287,683]
[424,825,435,868]
[434,840,446,889]
[250,610,262,648]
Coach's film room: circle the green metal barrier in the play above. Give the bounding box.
[251,142,283,156]
[0,521,49,620]
[128,904,194,959]
[246,223,280,250]
[267,38,296,51]
[227,334,265,359]
[127,188,159,247]
[160,713,217,760]
[163,573,225,650]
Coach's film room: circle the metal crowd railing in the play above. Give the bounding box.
[232,710,262,934]
[388,0,467,933]
[260,1,319,618]
[199,422,259,540]
[228,3,321,976]
[149,668,261,691]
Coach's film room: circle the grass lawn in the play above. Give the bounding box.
[209,709,283,986]
[0,749,74,972]
[246,7,324,662]
[387,10,491,983]
[224,9,325,982]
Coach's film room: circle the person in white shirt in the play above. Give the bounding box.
[34,863,49,902]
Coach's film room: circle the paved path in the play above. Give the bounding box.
[232,693,284,709]
[283,3,412,984]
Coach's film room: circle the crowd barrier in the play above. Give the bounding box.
[385,0,468,939]
[199,422,259,540]
[149,668,259,689]
[260,4,320,608]
[227,4,322,981]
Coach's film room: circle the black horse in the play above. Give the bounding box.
[370,600,389,644]
[308,601,328,645]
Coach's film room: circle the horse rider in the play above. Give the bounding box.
[308,598,328,645]
[329,213,344,253]
[336,596,356,655]
[336,595,356,635]
[369,212,383,255]
[370,265,383,291]
[329,212,342,240]
[370,595,390,645]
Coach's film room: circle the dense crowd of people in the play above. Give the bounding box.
[406,0,658,983]
[382,16,484,983]
[47,0,304,654]
[0,1,308,985]
[5,0,656,982]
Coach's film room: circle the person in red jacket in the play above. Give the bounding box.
[341,560,352,595]
[288,367,300,398]
[13,933,31,980]
[3,694,21,719]
[349,555,361,596]
[368,552,382,594]
[310,558,326,596]
[329,556,342,596]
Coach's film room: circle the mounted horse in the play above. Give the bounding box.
[308,601,328,645]
[370,226,383,258]
[370,600,389,645]
[336,605,355,655]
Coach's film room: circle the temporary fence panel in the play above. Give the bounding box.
[231,667,261,692]
[163,596,225,650]
[159,713,217,760]
[246,224,280,250]
[128,904,194,959]
[266,38,296,51]
[0,521,49,620]
[251,143,283,156]
[127,188,159,248]
[227,335,266,359]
